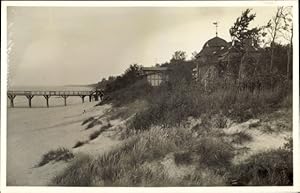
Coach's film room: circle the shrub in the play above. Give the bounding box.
[191,115,212,133]
[192,137,234,170]
[213,114,228,128]
[174,151,193,165]
[51,155,93,186]
[283,137,293,151]
[106,100,148,123]
[101,122,112,130]
[101,78,152,107]
[73,141,86,148]
[117,163,172,186]
[281,92,292,108]
[82,117,94,125]
[104,64,144,94]
[86,119,102,130]
[37,147,74,167]
[88,123,111,141]
[230,131,253,144]
[249,121,260,128]
[261,124,274,133]
[89,130,102,140]
[230,148,293,185]
[181,169,227,186]
[53,137,139,186]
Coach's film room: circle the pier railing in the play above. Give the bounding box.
[7,90,94,96]
[7,89,103,108]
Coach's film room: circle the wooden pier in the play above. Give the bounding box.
[7,89,104,108]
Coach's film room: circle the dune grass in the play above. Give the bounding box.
[230,131,253,144]
[229,148,292,185]
[51,155,93,186]
[174,151,193,165]
[86,120,103,130]
[36,147,74,167]
[101,122,112,130]
[82,117,95,126]
[52,127,235,186]
[89,130,102,140]
[89,122,113,140]
[52,118,292,187]
[73,141,86,149]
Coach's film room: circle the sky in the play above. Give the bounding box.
[7,6,279,87]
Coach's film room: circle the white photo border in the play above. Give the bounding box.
[1,1,299,193]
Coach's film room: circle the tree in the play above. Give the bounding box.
[263,6,293,75]
[123,64,143,84]
[170,51,187,62]
[168,61,194,85]
[96,78,107,89]
[104,64,143,93]
[280,7,293,80]
[229,9,262,48]
[191,51,198,61]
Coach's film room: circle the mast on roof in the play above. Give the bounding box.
[213,21,218,37]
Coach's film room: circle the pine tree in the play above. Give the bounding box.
[229,9,261,48]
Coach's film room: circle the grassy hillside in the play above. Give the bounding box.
[47,73,292,186]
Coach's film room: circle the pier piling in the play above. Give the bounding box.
[80,96,85,103]
[43,95,50,108]
[8,94,16,107]
[62,96,68,106]
[26,95,34,108]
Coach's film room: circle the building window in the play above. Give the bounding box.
[147,72,164,86]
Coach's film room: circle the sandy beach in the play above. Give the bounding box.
[7,96,120,186]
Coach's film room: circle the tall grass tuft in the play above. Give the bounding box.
[82,117,94,125]
[73,141,86,148]
[192,137,234,170]
[230,131,253,144]
[230,148,293,185]
[51,155,93,186]
[37,147,74,167]
[86,120,102,130]
[89,130,103,140]
[174,151,193,165]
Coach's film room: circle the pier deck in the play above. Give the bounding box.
[7,89,103,108]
